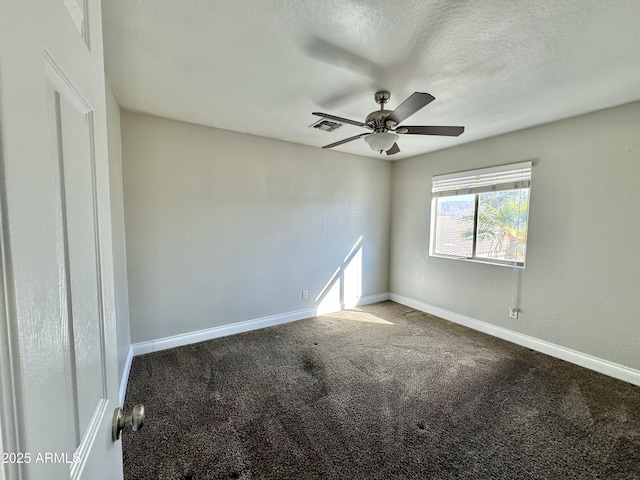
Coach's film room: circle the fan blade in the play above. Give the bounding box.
[387,92,435,125]
[402,126,465,136]
[386,143,400,155]
[322,133,368,149]
[312,112,370,129]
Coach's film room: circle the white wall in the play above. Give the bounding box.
[106,84,132,380]
[391,100,640,370]
[121,112,391,344]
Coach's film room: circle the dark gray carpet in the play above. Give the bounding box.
[123,301,640,479]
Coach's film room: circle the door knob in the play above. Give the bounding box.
[112,404,145,441]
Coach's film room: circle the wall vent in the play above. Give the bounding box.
[310,119,342,132]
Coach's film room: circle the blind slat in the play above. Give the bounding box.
[432,161,532,196]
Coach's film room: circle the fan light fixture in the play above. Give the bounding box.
[364,132,399,153]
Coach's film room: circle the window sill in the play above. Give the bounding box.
[429,253,525,269]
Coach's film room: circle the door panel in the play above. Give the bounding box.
[61,0,88,42]
[52,79,106,445]
[0,1,123,478]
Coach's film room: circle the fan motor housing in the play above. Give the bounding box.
[366,110,396,132]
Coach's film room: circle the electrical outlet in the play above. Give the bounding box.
[302,290,308,299]
[509,308,519,319]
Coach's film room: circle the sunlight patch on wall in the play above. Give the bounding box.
[317,277,342,315]
[343,246,362,309]
[315,236,364,314]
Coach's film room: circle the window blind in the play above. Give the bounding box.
[432,161,532,197]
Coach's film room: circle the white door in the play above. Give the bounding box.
[0,1,123,479]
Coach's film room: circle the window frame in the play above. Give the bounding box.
[429,162,532,268]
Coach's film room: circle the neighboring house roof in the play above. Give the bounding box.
[435,214,524,261]
[434,216,473,257]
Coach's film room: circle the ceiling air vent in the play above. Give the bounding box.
[310,118,342,132]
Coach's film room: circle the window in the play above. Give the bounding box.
[430,162,531,267]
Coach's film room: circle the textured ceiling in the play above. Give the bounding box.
[102,0,640,160]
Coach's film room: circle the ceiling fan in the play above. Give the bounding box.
[312,91,464,155]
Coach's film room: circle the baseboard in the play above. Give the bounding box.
[131,293,390,357]
[390,293,640,387]
[119,345,134,405]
